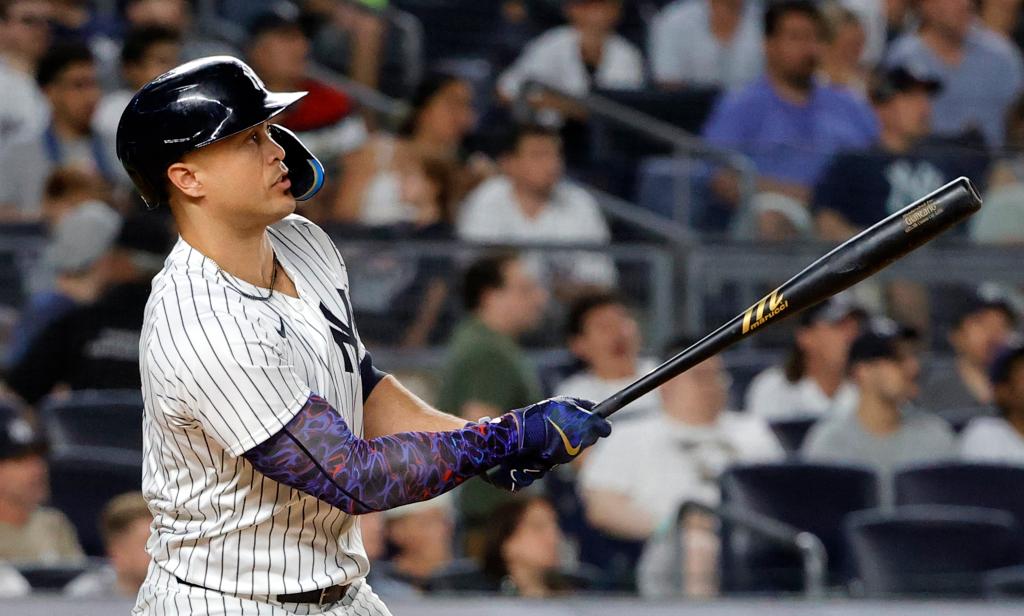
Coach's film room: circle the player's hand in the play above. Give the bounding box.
[481,458,548,493]
[510,397,611,466]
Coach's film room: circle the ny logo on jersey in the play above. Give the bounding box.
[320,288,357,373]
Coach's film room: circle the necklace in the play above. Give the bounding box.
[222,254,280,302]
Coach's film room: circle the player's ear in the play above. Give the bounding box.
[166,162,205,199]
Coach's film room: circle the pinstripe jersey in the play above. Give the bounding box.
[138,214,370,597]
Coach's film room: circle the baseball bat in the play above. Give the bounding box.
[592,176,982,419]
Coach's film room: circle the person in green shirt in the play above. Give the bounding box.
[438,252,549,555]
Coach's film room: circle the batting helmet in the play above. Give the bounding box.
[115,55,325,208]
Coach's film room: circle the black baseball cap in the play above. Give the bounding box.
[799,293,865,327]
[950,287,1018,330]
[248,7,303,39]
[869,66,942,104]
[990,336,1024,385]
[0,405,47,461]
[848,319,904,365]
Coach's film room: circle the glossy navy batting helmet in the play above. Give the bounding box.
[115,56,325,208]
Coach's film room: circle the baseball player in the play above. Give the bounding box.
[116,56,611,615]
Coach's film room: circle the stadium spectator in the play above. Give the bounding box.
[702,0,878,236]
[122,0,235,62]
[0,405,84,564]
[376,493,457,592]
[0,43,114,220]
[92,26,181,153]
[497,0,644,125]
[812,66,952,241]
[554,292,660,421]
[886,0,1024,147]
[580,342,782,542]
[65,492,151,598]
[916,288,1017,416]
[480,496,590,597]
[3,215,173,405]
[332,72,478,225]
[973,94,1024,243]
[0,0,52,148]
[648,0,763,90]
[5,194,120,370]
[437,253,546,555]
[305,0,391,94]
[802,320,955,496]
[245,9,366,165]
[979,0,1024,46]
[745,295,862,420]
[818,2,869,94]
[960,337,1024,463]
[351,154,459,348]
[458,124,616,289]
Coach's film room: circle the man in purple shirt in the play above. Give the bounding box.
[701,0,878,234]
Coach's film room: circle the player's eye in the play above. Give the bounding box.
[250,132,260,144]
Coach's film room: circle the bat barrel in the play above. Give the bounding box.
[593,177,982,419]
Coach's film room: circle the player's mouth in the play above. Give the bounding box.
[273,173,291,191]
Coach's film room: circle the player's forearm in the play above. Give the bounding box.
[243,394,520,514]
[363,375,466,438]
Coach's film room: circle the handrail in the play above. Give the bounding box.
[514,79,757,213]
[671,500,828,598]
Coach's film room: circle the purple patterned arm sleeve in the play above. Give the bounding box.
[243,394,521,514]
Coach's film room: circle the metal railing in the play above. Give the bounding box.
[512,79,757,218]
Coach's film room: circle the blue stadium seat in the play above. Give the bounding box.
[894,462,1024,530]
[846,505,1024,597]
[719,462,879,593]
[16,561,98,591]
[47,447,143,557]
[39,390,144,454]
[768,417,818,456]
[984,565,1024,598]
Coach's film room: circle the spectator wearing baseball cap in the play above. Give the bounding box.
[745,294,863,420]
[0,405,84,564]
[916,287,1017,418]
[4,215,173,405]
[959,337,1024,464]
[802,319,955,499]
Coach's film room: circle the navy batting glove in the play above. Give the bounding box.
[482,459,548,493]
[511,396,612,466]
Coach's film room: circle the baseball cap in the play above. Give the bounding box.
[247,5,302,39]
[43,200,122,275]
[0,405,47,461]
[950,286,1018,330]
[848,318,903,365]
[799,293,865,327]
[869,66,942,104]
[989,336,1024,385]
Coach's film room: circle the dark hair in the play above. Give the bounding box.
[498,123,562,158]
[37,42,93,88]
[398,71,466,137]
[462,252,517,312]
[481,496,549,583]
[764,0,824,38]
[565,291,624,339]
[416,155,460,225]
[43,167,110,203]
[121,25,181,66]
[100,492,151,547]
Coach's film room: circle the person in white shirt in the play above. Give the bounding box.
[497,0,644,124]
[961,338,1024,465]
[0,0,52,148]
[554,291,660,421]
[580,343,783,542]
[649,0,764,90]
[745,294,862,420]
[458,124,616,288]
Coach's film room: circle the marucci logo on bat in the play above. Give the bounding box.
[742,289,788,334]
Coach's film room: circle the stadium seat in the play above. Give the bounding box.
[984,565,1024,598]
[47,447,143,557]
[846,505,1024,597]
[894,462,1024,530]
[16,561,99,591]
[719,462,879,593]
[768,417,818,455]
[39,390,144,454]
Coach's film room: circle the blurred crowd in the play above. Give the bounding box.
[1,0,1024,603]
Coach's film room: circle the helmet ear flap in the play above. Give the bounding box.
[268,124,324,201]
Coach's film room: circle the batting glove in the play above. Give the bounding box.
[511,396,611,466]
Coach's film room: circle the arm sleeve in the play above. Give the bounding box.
[242,393,521,514]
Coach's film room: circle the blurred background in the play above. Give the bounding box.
[2,0,1024,612]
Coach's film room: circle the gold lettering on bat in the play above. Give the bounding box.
[742,289,789,334]
[903,200,940,232]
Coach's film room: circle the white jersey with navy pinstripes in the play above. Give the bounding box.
[138,214,369,597]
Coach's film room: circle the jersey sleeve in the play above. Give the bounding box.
[173,311,313,457]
